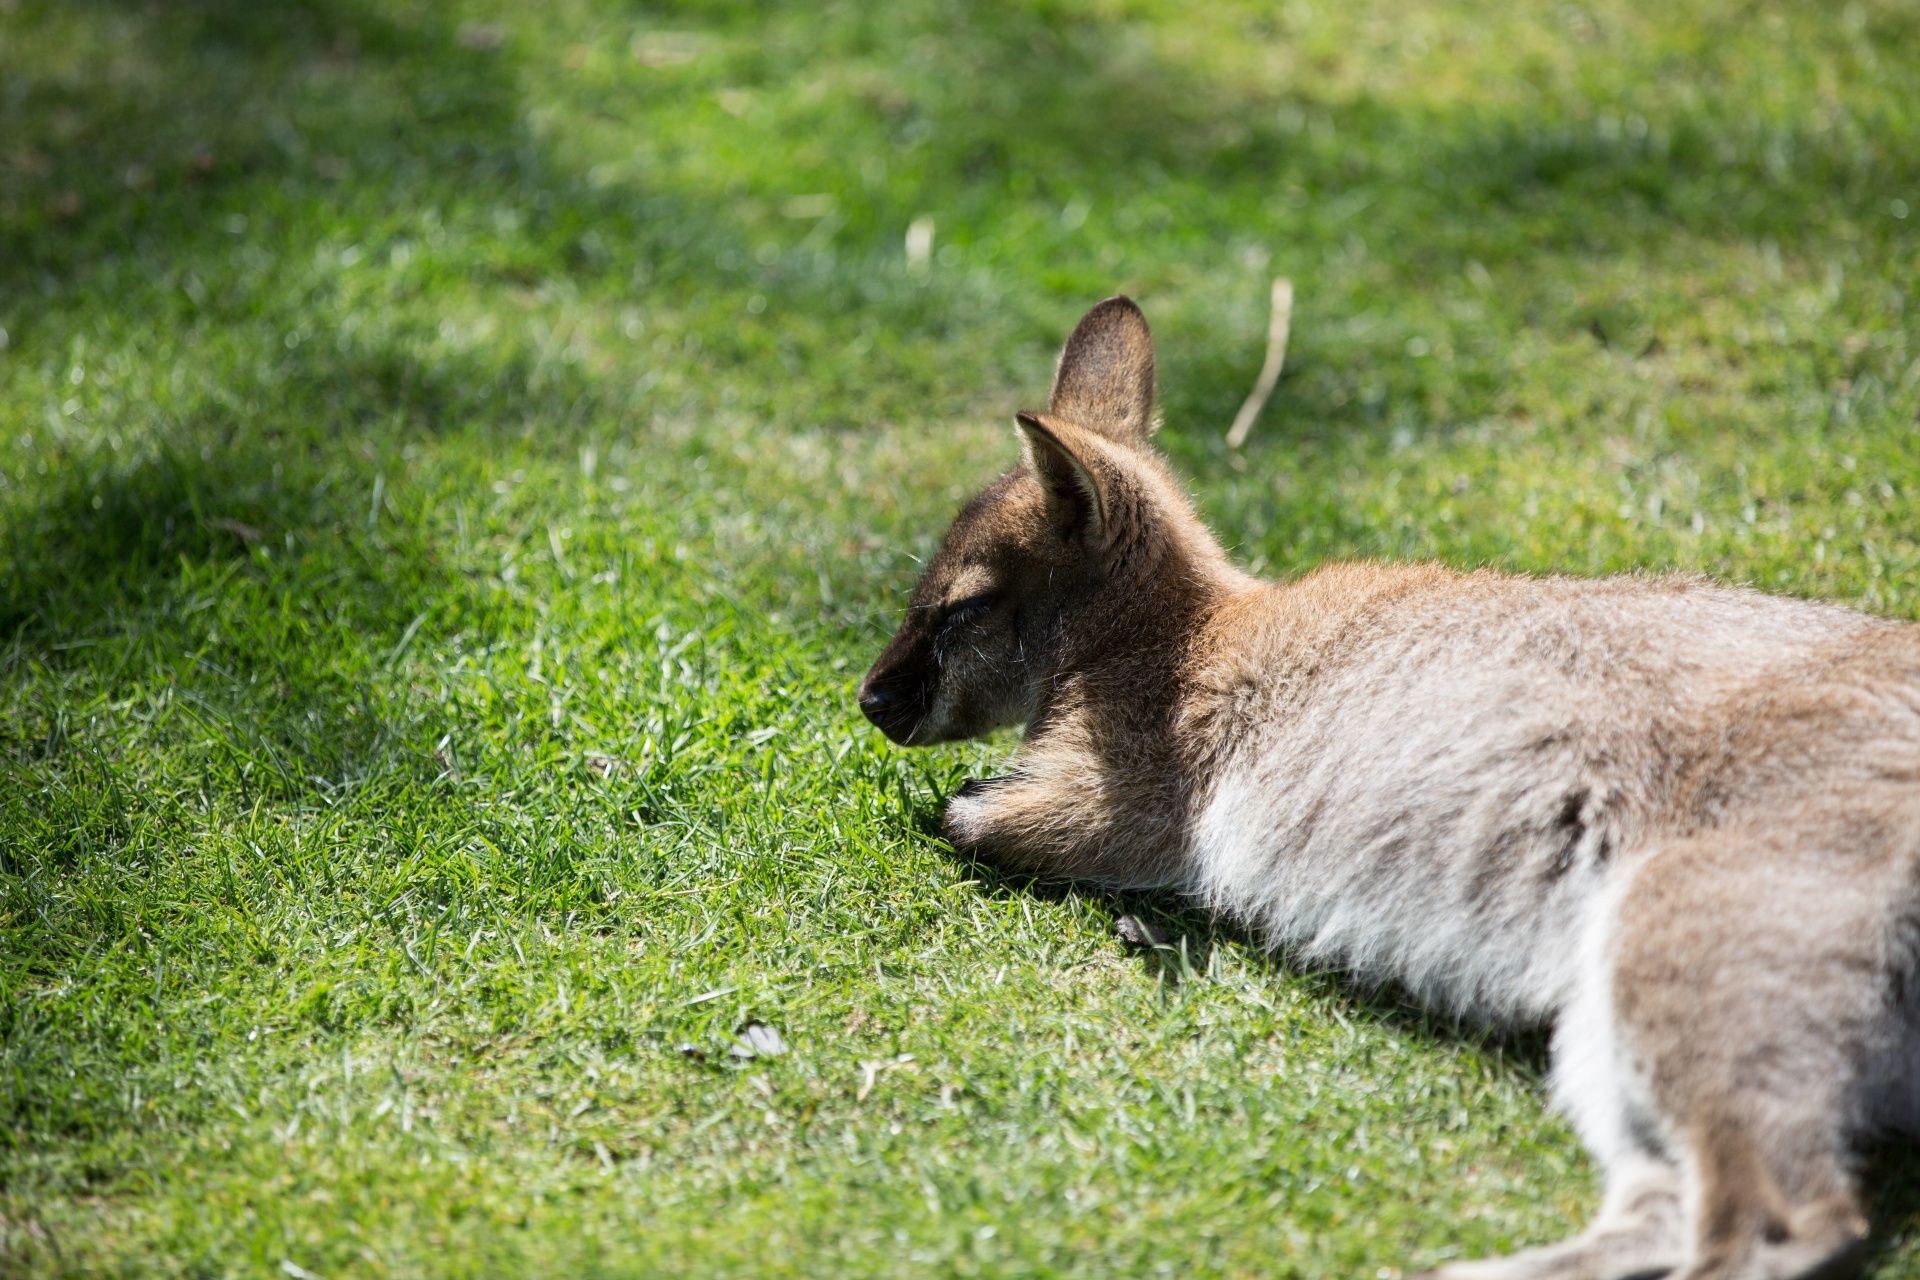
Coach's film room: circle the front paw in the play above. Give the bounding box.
[942,777,1010,853]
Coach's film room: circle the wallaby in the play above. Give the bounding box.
[858,296,1920,1280]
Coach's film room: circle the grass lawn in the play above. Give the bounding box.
[3,0,1919,1275]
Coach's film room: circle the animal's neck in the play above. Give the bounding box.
[1037,515,1251,741]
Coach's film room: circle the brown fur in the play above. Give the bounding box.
[859,297,1920,1280]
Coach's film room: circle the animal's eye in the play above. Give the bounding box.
[942,593,1000,627]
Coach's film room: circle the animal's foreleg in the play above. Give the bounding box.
[940,774,1062,874]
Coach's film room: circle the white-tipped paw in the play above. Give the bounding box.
[941,776,1013,856]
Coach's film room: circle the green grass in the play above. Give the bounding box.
[2,0,1918,1275]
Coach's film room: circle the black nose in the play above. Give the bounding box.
[858,683,897,727]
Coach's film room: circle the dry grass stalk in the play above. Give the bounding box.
[1225,277,1294,449]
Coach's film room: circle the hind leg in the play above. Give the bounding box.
[1609,828,1884,1280]
[1423,896,1687,1280]
[1673,1112,1865,1280]
[1428,820,1896,1280]
[1423,1158,1685,1280]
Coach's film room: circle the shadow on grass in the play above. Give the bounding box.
[0,0,599,807]
[0,0,509,649]
[0,330,582,799]
[0,0,511,292]
[952,845,1551,1065]
[1864,1143,1920,1272]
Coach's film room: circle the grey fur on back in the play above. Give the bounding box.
[1189,572,1891,1025]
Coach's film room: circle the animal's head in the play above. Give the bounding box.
[858,296,1228,745]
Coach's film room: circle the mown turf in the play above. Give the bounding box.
[2,1,1918,1276]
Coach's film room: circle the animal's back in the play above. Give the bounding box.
[1182,563,1918,1025]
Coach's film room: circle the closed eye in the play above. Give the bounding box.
[941,593,1000,627]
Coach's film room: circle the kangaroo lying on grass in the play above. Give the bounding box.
[858,296,1920,1280]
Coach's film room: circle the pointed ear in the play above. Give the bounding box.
[1016,411,1108,544]
[1048,296,1157,444]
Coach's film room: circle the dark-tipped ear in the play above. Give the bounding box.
[1048,296,1157,445]
[1016,411,1108,544]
